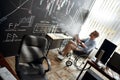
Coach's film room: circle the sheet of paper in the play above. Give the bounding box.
[0,67,17,80]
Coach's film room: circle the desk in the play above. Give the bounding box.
[46,33,72,55]
[47,33,73,40]
[76,60,115,80]
[0,54,19,80]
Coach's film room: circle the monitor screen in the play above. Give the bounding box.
[107,52,120,74]
[95,39,117,64]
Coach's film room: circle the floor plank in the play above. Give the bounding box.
[5,49,81,80]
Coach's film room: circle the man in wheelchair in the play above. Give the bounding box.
[57,30,99,60]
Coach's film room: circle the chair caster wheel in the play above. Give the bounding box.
[66,60,72,66]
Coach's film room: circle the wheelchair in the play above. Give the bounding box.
[66,50,91,70]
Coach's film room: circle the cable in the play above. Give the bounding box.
[0,0,30,24]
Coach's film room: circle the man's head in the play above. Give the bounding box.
[90,30,99,39]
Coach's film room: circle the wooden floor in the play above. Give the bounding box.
[4,49,111,80]
[5,49,81,80]
[46,49,80,80]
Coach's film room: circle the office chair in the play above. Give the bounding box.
[66,50,93,70]
[15,35,51,80]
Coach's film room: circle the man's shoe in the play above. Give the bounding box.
[58,51,63,55]
[57,55,64,60]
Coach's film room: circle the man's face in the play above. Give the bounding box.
[90,32,96,39]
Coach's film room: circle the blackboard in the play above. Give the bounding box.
[0,0,92,57]
[0,0,57,57]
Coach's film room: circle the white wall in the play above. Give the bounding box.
[79,0,120,52]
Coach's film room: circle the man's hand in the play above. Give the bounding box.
[77,38,82,44]
[74,34,82,45]
[80,42,87,48]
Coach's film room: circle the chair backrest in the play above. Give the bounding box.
[19,35,48,63]
[22,35,48,52]
[16,35,51,80]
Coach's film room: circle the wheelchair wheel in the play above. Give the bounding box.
[66,60,72,67]
[74,58,84,70]
[74,58,89,70]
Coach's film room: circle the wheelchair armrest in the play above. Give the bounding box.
[79,54,89,57]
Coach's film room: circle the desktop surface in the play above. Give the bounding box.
[47,33,72,40]
[77,60,116,80]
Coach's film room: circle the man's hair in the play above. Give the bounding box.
[91,30,99,38]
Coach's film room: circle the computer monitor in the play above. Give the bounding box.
[95,39,117,64]
[107,52,120,74]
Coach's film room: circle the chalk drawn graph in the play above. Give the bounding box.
[19,15,35,27]
[5,15,35,32]
[4,33,21,42]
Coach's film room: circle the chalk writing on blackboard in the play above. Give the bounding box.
[5,23,18,31]
[5,23,26,32]
[19,16,35,27]
[5,16,35,32]
[4,33,21,42]
[33,23,52,33]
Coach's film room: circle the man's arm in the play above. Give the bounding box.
[74,34,82,44]
[80,42,87,48]
[78,38,89,48]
